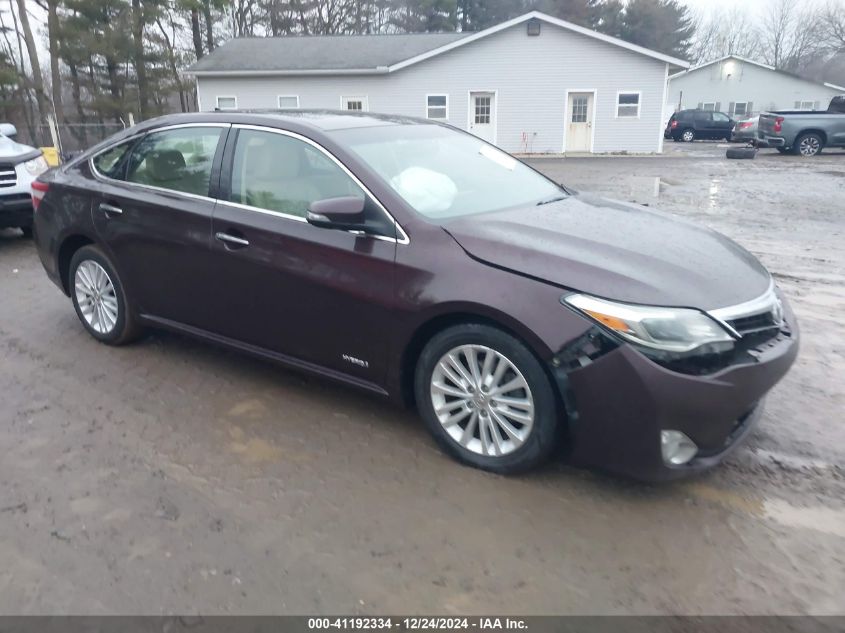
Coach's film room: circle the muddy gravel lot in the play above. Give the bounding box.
[0,143,843,615]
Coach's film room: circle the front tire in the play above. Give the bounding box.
[69,245,142,345]
[414,324,560,474]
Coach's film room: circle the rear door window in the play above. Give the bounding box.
[126,127,224,197]
[91,141,135,180]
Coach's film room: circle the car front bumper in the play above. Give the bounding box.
[555,310,799,482]
[0,193,34,228]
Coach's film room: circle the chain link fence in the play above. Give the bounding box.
[13,122,127,156]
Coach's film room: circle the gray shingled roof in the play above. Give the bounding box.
[189,32,470,74]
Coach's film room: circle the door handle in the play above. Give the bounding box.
[215,231,249,247]
[99,202,123,216]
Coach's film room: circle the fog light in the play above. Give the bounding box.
[661,430,698,466]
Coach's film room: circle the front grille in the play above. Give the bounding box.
[0,163,16,188]
[728,310,779,335]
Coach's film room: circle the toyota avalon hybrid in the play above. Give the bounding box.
[31,111,798,481]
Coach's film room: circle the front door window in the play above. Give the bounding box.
[230,129,364,218]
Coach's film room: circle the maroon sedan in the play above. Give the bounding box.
[31,112,798,481]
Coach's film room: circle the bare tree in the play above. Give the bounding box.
[13,0,48,122]
[822,0,845,52]
[759,0,825,72]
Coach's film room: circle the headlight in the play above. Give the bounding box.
[24,155,49,176]
[564,293,734,354]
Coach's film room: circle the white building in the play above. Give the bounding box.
[188,11,688,154]
[668,55,845,118]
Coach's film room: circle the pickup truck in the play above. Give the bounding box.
[1,123,49,236]
[758,96,845,156]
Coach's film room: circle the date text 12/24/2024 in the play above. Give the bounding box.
[308,618,528,630]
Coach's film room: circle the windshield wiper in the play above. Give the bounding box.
[536,195,568,206]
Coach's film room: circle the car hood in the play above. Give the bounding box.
[442,193,771,311]
[0,135,37,160]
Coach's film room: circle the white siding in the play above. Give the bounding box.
[197,23,668,153]
[668,59,843,117]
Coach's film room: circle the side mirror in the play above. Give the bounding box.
[306,196,366,230]
[0,123,17,137]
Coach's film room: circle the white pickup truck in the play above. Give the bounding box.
[0,123,49,236]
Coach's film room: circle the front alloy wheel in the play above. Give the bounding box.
[415,324,559,474]
[430,344,534,457]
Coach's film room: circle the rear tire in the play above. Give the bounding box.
[792,132,824,156]
[414,323,560,475]
[19,226,32,238]
[69,245,143,345]
[681,128,695,142]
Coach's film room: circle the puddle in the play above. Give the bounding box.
[708,178,721,209]
[764,499,845,538]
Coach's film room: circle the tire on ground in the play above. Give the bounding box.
[414,323,561,475]
[726,146,757,160]
[69,244,143,345]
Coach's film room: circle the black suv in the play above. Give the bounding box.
[665,109,735,142]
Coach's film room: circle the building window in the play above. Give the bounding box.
[341,96,368,111]
[616,92,640,118]
[426,94,448,120]
[571,95,589,122]
[216,96,237,110]
[277,95,300,109]
[733,102,748,116]
[474,95,491,124]
[702,102,716,111]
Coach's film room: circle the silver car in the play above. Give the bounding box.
[731,116,758,143]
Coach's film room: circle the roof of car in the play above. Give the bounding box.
[136,110,433,132]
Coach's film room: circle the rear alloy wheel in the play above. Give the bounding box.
[794,133,823,156]
[681,128,695,142]
[69,245,142,345]
[415,324,559,474]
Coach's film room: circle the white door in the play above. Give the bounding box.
[469,92,496,143]
[566,92,593,152]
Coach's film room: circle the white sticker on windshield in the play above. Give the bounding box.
[478,145,516,171]
[390,166,457,214]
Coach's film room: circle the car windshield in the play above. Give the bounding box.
[332,124,564,219]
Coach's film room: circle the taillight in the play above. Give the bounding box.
[670,120,678,128]
[739,121,753,129]
[774,116,784,133]
[31,180,49,211]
